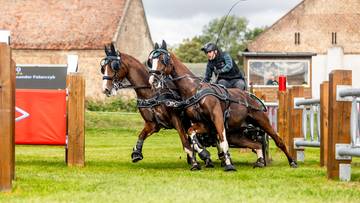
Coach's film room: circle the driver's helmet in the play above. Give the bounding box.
[201,42,218,53]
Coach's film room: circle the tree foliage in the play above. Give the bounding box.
[171,36,207,63]
[173,15,265,64]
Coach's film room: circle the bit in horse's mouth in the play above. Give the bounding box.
[104,89,112,97]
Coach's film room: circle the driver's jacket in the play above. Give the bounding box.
[203,52,244,83]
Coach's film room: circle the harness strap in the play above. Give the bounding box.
[183,87,230,109]
[137,96,160,108]
[137,92,183,108]
[103,76,113,80]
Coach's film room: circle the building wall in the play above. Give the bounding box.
[115,0,153,62]
[11,0,153,100]
[311,55,327,98]
[311,48,360,98]
[344,55,360,88]
[246,0,360,99]
[248,0,360,54]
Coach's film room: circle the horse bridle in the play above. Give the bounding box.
[147,48,202,89]
[101,53,152,90]
[100,54,124,90]
[146,48,171,72]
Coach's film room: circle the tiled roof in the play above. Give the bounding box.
[247,0,360,54]
[0,0,127,50]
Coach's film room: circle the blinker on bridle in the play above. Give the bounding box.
[100,55,121,80]
[146,48,170,71]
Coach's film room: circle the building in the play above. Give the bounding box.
[0,0,153,99]
[242,0,360,101]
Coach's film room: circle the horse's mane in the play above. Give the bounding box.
[169,52,196,77]
[121,52,150,79]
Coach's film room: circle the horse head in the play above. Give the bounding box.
[147,40,174,89]
[100,43,126,96]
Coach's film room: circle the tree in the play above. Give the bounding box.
[202,15,248,60]
[173,16,265,65]
[171,36,207,63]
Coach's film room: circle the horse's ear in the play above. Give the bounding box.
[161,40,167,50]
[104,45,108,55]
[154,42,159,49]
[110,42,117,55]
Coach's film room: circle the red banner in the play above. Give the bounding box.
[15,89,66,145]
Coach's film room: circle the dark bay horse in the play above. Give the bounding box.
[101,43,210,170]
[148,40,298,171]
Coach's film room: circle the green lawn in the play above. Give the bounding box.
[1,111,360,202]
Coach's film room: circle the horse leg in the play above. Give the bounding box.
[171,116,202,170]
[188,123,214,168]
[187,125,215,169]
[210,105,236,171]
[250,110,297,168]
[131,121,159,162]
[227,134,265,168]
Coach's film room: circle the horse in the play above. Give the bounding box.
[100,43,212,170]
[147,40,298,171]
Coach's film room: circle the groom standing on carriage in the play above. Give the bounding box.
[201,42,246,90]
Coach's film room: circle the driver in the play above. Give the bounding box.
[201,42,246,90]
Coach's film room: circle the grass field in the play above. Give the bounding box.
[1,111,360,202]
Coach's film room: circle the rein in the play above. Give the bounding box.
[170,74,202,82]
[118,83,151,90]
[102,68,151,90]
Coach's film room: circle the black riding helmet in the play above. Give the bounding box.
[201,42,217,53]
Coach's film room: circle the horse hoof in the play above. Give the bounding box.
[290,161,298,168]
[224,164,236,172]
[253,157,265,168]
[131,151,143,163]
[205,159,214,168]
[190,163,201,171]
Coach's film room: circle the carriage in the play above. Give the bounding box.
[101,42,297,171]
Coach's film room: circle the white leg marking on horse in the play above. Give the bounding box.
[184,147,193,158]
[216,142,223,153]
[255,149,264,158]
[219,129,229,152]
[190,131,203,153]
[219,129,231,165]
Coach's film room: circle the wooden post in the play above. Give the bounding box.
[286,86,304,159]
[320,81,329,167]
[277,91,288,138]
[66,73,85,167]
[0,43,15,192]
[10,60,15,180]
[327,70,352,179]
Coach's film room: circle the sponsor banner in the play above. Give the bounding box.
[16,65,67,89]
[15,89,67,145]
